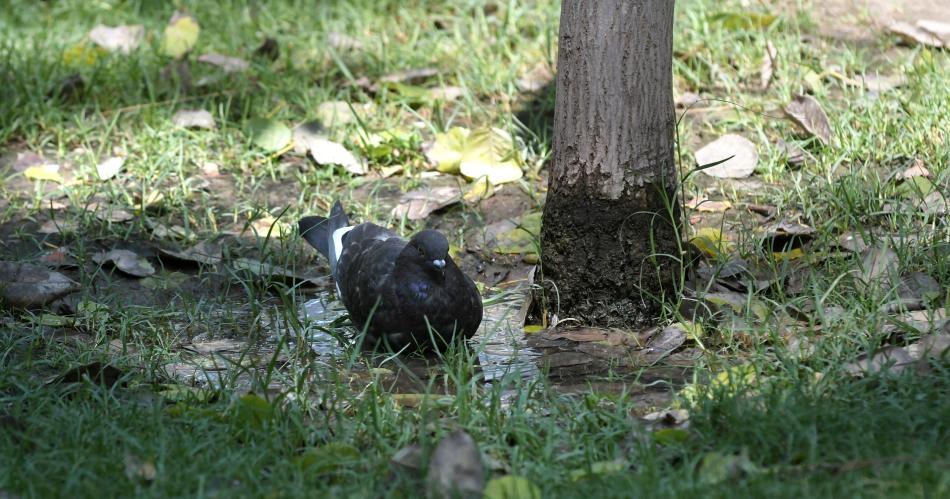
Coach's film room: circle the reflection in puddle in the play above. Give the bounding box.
[472,289,541,385]
[296,288,675,410]
[299,288,542,388]
[301,294,347,356]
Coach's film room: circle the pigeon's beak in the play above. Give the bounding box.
[432,259,446,270]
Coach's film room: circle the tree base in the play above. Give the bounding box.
[539,185,681,327]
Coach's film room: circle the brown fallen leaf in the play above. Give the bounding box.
[427,430,484,499]
[428,86,465,101]
[391,186,461,220]
[302,137,366,175]
[857,243,898,289]
[785,94,832,145]
[644,324,687,356]
[172,109,216,129]
[694,134,758,178]
[0,261,79,308]
[197,53,249,73]
[159,241,223,266]
[775,139,813,168]
[124,453,157,482]
[836,231,869,253]
[517,62,554,92]
[327,32,364,51]
[391,444,423,476]
[888,20,949,48]
[844,346,916,376]
[93,249,155,277]
[686,197,733,213]
[291,121,327,154]
[894,158,931,181]
[906,334,950,361]
[860,73,906,94]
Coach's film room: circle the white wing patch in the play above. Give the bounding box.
[331,226,355,262]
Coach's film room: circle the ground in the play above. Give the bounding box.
[1,0,949,497]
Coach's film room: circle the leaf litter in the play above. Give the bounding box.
[784,95,833,144]
[694,134,757,178]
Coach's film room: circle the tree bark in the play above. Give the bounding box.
[540,0,680,327]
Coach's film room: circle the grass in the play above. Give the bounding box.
[2,0,949,497]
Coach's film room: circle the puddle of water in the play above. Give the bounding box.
[301,293,348,356]
[294,288,679,411]
[472,288,541,384]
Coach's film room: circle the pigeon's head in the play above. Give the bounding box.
[406,229,450,275]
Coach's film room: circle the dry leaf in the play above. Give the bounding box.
[844,346,916,376]
[0,261,79,308]
[89,24,144,54]
[315,101,372,127]
[390,444,423,475]
[327,32,364,50]
[426,430,484,499]
[124,454,157,482]
[894,158,931,180]
[303,138,366,175]
[291,121,327,154]
[93,249,155,277]
[159,241,223,266]
[675,91,702,108]
[889,20,949,48]
[837,232,869,253]
[694,134,758,178]
[172,109,216,129]
[428,86,465,101]
[517,63,554,92]
[96,156,124,180]
[197,53,249,73]
[391,186,461,220]
[686,197,732,213]
[860,73,906,93]
[858,243,898,289]
[785,94,832,145]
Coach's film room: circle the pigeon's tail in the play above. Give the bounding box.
[299,201,350,273]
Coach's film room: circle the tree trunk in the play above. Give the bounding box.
[540,0,680,327]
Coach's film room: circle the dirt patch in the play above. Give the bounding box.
[781,0,950,40]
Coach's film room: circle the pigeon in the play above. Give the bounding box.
[298,201,482,351]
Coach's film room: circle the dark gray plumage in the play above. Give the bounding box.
[299,201,482,351]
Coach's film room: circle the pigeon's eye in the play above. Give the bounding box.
[417,246,425,256]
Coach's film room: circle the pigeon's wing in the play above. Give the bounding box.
[442,259,484,338]
[336,226,405,329]
[299,201,350,268]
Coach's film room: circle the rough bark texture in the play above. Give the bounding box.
[541,0,680,327]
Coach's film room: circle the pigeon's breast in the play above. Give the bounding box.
[407,280,431,301]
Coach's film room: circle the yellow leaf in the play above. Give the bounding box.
[463,176,494,203]
[523,324,544,334]
[459,128,523,184]
[689,227,733,258]
[772,247,804,261]
[161,14,200,59]
[24,165,64,183]
[426,127,469,173]
[62,43,103,67]
[484,476,541,499]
